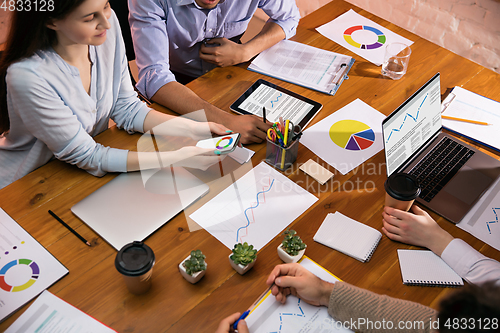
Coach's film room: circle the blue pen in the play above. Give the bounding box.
[233,310,250,330]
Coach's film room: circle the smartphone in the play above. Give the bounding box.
[196,133,240,154]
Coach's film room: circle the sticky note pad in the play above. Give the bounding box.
[299,159,334,185]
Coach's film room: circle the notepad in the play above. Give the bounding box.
[313,212,381,262]
[397,249,464,287]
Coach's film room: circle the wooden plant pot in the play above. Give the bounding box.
[277,244,305,263]
[229,254,256,275]
[179,255,207,284]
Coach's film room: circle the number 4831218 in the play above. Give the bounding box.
[0,0,54,11]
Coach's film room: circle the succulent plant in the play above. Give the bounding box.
[183,250,206,276]
[230,242,257,266]
[281,229,306,256]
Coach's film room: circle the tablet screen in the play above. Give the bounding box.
[230,79,322,129]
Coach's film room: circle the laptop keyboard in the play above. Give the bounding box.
[408,137,475,202]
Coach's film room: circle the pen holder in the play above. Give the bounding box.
[265,127,301,172]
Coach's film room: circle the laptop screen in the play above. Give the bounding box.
[383,73,442,176]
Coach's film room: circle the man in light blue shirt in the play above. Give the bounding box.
[128,0,300,144]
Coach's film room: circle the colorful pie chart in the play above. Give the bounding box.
[344,25,386,50]
[329,120,375,151]
[0,258,39,292]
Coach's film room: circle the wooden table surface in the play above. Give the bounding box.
[1,1,499,332]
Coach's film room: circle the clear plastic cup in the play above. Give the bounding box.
[381,43,411,80]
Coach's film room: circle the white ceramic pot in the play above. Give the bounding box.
[179,255,207,284]
[277,244,305,263]
[228,253,256,275]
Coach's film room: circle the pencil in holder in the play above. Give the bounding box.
[265,126,301,171]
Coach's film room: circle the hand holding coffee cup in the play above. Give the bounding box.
[384,173,420,211]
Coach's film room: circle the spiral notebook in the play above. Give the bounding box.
[313,212,381,262]
[397,249,464,287]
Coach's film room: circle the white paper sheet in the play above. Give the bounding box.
[189,162,318,250]
[301,99,385,175]
[441,86,500,152]
[245,257,353,333]
[0,209,68,322]
[5,290,116,332]
[456,177,500,251]
[316,9,414,66]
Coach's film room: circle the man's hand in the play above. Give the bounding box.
[200,38,250,67]
[215,312,249,333]
[382,205,454,256]
[266,263,334,307]
[223,114,270,144]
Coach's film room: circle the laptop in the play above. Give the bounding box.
[71,167,209,250]
[382,73,500,223]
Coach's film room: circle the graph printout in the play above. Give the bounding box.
[5,290,116,333]
[245,257,353,333]
[457,177,500,251]
[0,208,68,322]
[301,99,385,175]
[189,162,318,250]
[316,9,414,66]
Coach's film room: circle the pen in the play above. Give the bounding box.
[48,210,91,246]
[232,310,250,330]
[441,115,490,126]
[262,106,267,124]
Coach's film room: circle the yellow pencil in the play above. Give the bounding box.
[281,119,290,169]
[442,115,490,126]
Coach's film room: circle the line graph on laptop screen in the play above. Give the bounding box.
[383,77,442,176]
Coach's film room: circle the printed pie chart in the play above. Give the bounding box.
[329,120,375,151]
[0,258,39,292]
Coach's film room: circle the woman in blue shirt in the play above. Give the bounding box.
[0,0,228,189]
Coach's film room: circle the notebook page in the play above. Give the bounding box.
[397,249,463,286]
[313,212,381,261]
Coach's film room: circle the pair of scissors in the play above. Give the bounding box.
[267,128,277,142]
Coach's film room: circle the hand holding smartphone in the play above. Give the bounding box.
[196,133,241,154]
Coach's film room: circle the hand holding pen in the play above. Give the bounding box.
[215,312,249,333]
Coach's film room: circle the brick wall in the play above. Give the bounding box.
[253,0,500,73]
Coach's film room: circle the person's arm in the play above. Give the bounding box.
[150,82,269,144]
[199,0,300,68]
[266,263,335,306]
[382,205,454,256]
[441,239,500,285]
[328,282,437,333]
[199,21,285,67]
[266,264,437,333]
[215,312,249,333]
[128,0,269,144]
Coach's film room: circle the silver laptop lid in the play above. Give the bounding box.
[71,167,209,250]
[382,73,442,176]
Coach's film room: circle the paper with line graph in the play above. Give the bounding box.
[457,177,500,251]
[245,257,352,333]
[189,162,318,250]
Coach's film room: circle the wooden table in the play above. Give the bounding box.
[1,1,499,331]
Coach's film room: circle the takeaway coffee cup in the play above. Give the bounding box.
[115,241,155,295]
[384,173,420,211]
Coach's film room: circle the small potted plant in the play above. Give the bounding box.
[229,242,258,275]
[277,229,306,263]
[179,249,207,284]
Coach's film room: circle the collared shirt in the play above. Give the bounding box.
[129,0,300,99]
[441,238,500,285]
[0,11,150,190]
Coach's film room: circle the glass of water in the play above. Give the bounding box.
[381,43,411,80]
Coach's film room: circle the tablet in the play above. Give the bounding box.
[230,79,322,129]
